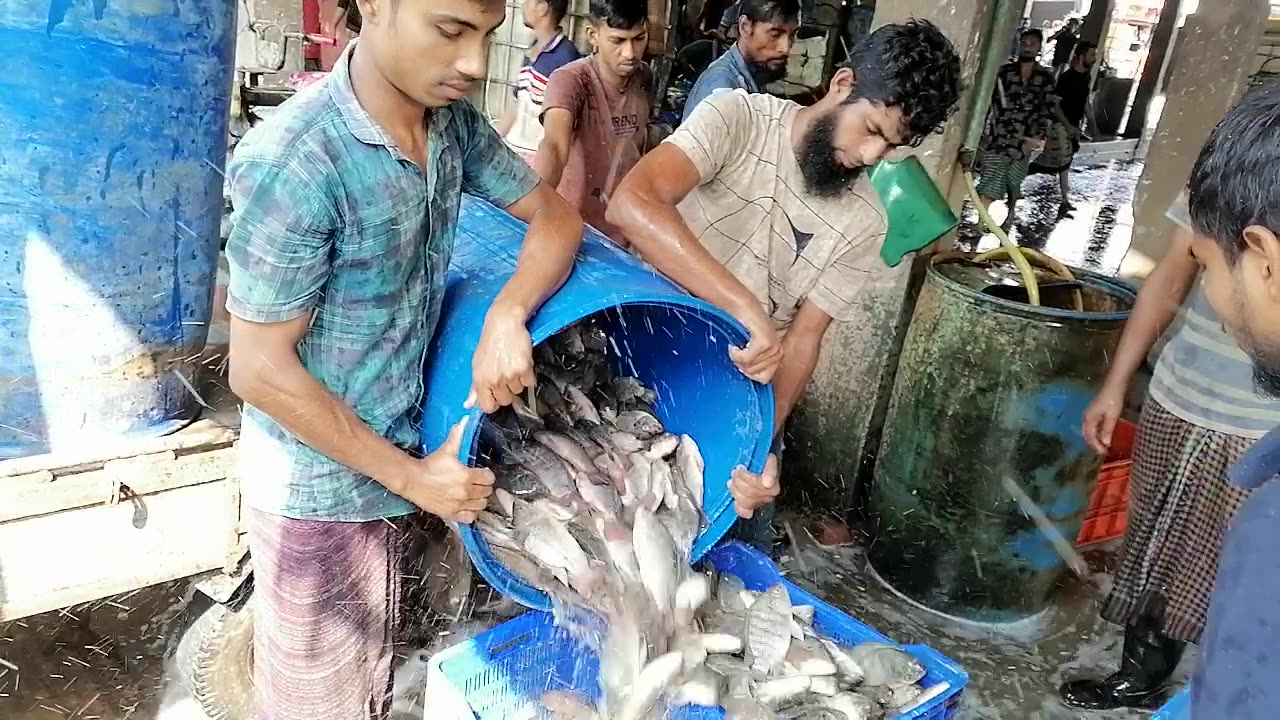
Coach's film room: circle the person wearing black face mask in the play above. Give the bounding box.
[974,28,1057,233]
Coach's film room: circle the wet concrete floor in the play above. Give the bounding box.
[777,526,1194,719]
[956,159,1143,276]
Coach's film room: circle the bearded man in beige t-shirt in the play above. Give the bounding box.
[608,19,962,552]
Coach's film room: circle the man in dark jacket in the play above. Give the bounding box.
[1183,82,1280,718]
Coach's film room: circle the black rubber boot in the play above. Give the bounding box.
[1059,621,1187,710]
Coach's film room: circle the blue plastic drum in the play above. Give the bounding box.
[421,196,775,610]
[0,2,235,458]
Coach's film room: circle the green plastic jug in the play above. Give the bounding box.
[868,156,959,268]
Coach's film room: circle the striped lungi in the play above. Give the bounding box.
[249,509,409,720]
[975,152,1032,202]
[1100,399,1253,643]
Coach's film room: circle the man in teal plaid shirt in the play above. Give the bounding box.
[222,0,583,715]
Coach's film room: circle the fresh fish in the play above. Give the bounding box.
[757,675,812,709]
[491,546,545,588]
[809,675,840,697]
[495,463,544,499]
[616,409,664,439]
[674,575,711,627]
[645,433,680,459]
[616,651,685,720]
[609,431,646,454]
[536,381,570,417]
[676,434,705,508]
[814,635,866,685]
[478,418,515,459]
[723,675,775,720]
[564,383,604,425]
[475,516,521,553]
[871,682,924,709]
[508,442,576,500]
[650,459,676,510]
[510,395,543,427]
[593,386,620,424]
[783,635,837,676]
[792,605,815,626]
[674,666,724,707]
[695,632,745,654]
[778,706,845,720]
[492,488,516,518]
[612,376,655,404]
[514,500,594,593]
[541,690,598,720]
[559,325,587,357]
[582,321,609,353]
[845,643,926,687]
[718,574,749,610]
[746,584,793,676]
[822,692,875,719]
[594,516,643,585]
[632,506,677,612]
[705,652,750,678]
[574,471,622,519]
[703,608,748,638]
[600,613,647,711]
[674,630,710,672]
[535,430,596,474]
[624,452,654,507]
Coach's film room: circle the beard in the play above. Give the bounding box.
[1244,330,1280,398]
[797,111,862,198]
[748,60,788,86]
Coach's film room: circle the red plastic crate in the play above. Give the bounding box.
[1077,419,1136,547]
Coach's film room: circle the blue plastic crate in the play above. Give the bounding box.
[1153,686,1190,719]
[426,542,968,720]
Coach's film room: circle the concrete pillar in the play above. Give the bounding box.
[1123,0,1183,139]
[1120,0,1269,278]
[783,0,1003,513]
[1079,0,1113,45]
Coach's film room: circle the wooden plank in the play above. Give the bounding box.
[0,421,237,479]
[0,481,240,622]
[0,447,237,524]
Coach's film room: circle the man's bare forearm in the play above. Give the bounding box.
[770,333,822,436]
[1100,236,1198,394]
[232,356,412,494]
[499,185,584,320]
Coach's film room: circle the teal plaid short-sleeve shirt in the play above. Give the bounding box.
[225,41,539,521]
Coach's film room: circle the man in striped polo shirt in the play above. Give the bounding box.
[496,0,582,165]
[1062,175,1280,709]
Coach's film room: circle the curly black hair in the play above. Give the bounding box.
[839,18,963,146]
[1188,81,1280,265]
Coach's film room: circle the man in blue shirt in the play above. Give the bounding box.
[682,0,800,122]
[1182,82,1280,718]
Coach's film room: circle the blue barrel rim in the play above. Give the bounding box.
[452,294,775,612]
[928,255,1137,323]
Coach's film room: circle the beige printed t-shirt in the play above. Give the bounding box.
[663,89,887,329]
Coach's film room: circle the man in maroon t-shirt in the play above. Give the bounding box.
[536,0,651,247]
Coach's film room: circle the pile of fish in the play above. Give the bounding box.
[471,318,940,719]
[470,317,711,714]
[544,572,938,720]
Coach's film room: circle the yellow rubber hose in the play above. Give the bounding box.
[961,169,1041,306]
[972,246,1085,312]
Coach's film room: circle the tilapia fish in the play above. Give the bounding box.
[471,319,932,720]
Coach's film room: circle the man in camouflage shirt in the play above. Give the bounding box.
[975,28,1057,232]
